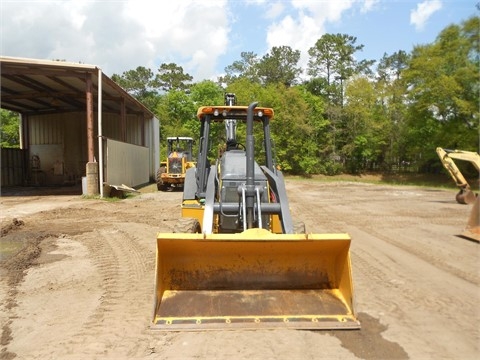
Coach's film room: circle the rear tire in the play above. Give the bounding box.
[173,217,201,233]
[156,166,167,191]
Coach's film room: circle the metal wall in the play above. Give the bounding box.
[27,113,86,185]
[21,112,159,187]
[1,148,27,186]
[105,139,149,187]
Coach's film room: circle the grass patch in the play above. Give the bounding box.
[286,172,466,191]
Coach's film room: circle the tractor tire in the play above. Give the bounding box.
[173,217,201,233]
[156,166,167,191]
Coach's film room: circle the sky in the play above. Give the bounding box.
[0,0,477,82]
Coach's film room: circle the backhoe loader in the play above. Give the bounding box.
[436,147,480,241]
[152,95,360,330]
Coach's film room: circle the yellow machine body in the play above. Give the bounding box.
[180,200,284,234]
[152,98,360,330]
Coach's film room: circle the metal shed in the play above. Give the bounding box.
[1,56,160,196]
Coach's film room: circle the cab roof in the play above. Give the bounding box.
[196,105,274,122]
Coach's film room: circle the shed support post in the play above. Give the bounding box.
[86,73,95,163]
[85,73,98,195]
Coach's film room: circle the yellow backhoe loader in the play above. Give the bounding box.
[436,147,480,242]
[152,94,360,330]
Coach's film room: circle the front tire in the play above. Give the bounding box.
[156,166,167,191]
[173,217,201,233]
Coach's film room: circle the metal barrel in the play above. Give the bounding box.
[152,228,360,330]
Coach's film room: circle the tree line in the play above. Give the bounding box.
[2,15,478,177]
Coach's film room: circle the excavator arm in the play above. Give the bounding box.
[436,147,479,204]
[436,147,480,242]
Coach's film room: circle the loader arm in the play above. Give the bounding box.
[260,165,294,234]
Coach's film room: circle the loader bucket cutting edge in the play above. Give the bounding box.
[152,229,360,330]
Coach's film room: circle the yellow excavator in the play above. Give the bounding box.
[436,147,480,242]
[436,147,479,204]
[152,94,360,330]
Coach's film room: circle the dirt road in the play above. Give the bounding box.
[1,180,478,360]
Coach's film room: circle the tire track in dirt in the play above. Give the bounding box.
[348,225,480,358]
[285,181,411,359]
[288,181,477,285]
[285,180,479,358]
[3,181,478,359]
[60,222,158,357]
[16,192,182,358]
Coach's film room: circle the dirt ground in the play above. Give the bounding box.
[0,179,478,360]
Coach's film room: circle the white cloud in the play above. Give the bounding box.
[265,0,365,79]
[265,0,356,56]
[360,0,380,14]
[1,0,463,82]
[1,0,230,81]
[266,13,320,73]
[291,0,355,23]
[264,1,286,20]
[410,0,443,31]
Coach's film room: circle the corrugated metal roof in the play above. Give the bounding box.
[0,56,155,118]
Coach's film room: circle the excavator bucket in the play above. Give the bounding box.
[462,196,480,242]
[456,189,477,205]
[152,228,360,331]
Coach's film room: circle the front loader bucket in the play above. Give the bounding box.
[152,228,359,331]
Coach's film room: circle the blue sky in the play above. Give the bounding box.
[1,0,477,81]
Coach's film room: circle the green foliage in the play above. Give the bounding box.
[104,15,480,176]
[189,81,225,159]
[257,46,303,87]
[154,81,225,159]
[189,80,224,107]
[375,51,411,169]
[155,91,196,158]
[226,78,265,105]
[307,33,372,105]
[111,63,194,111]
[221,47,303,88]
[402,16,479,166]
[154,63,193,92]
[0,110,20,148]
[111,66,159,110]
[260,84,319,174]
[220,51,261,85]
[342,77,387,173]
